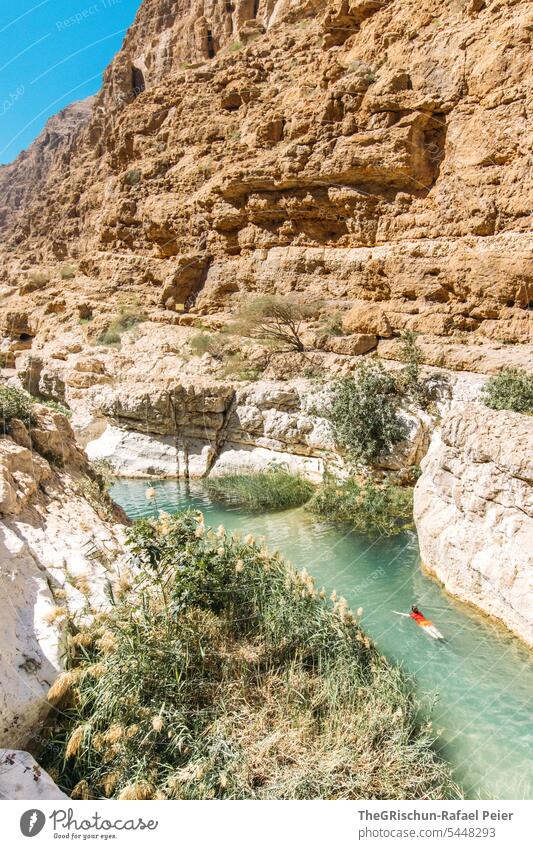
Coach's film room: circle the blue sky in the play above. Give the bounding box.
[0,0,141,164]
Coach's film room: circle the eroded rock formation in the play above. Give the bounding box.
[0,0,531,358]
[0,406,126,749]
[415,406,533,646]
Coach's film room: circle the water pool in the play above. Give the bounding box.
[111,478,533,800]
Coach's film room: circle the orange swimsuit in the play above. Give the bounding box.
[410,611,432,627]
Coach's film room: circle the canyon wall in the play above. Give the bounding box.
[0,0,531,357]
[0,406,126,749]
[415,406,533,646]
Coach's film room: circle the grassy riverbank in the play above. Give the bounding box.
[42,511,459,800]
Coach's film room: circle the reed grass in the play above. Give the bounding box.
[41,511,459,800]
[307,477,414,536]
[206,467,314,511]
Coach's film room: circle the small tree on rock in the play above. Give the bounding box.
[326,358,407,465]
[230,296,315,353]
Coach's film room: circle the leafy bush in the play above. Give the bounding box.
[206,467,314,511]
[325,359,407,464]
[124,169,141,186]
[97,304,147,346]
[396,331,430,408]
[308,477,414,536]
[0,385,34,429]
[41,512,458,800]
[482,368,533,414]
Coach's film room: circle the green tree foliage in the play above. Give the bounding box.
[482,368,533,414]
[326,359,407,464]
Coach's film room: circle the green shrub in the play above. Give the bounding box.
[97,305,147,346]
[124,169,141,186]
[482,368,533,414]
[189,332,225,358]
[0,385,34,429]
[206,467,314,511]
[396,331,430,408]
[41,512,458,800]
[60,265,77,280]
[325,359,407,464]
[308,477,414,536]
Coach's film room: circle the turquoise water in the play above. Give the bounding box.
[111,478,533,800]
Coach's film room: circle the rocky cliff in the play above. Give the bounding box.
[0,0,531,361]
[0,404,126,749]
[415,406,533,646]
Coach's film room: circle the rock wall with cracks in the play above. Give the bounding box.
[0,407,127,749]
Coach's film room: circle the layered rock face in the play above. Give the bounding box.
[0,0,531,355]
[0,406,126,749]
[415,406,533,646]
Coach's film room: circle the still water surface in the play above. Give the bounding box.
[111,478,533,800]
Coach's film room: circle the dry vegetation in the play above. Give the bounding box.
[41,512,459,800]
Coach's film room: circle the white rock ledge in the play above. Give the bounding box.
[414,405,533,647]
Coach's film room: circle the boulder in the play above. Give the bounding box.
[342,302,393,337]
[0,751,68,800]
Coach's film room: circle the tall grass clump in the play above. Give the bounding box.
[206,466,314,511]
[308,477,414,536]
[0,385,35,430]
[40,512,458,800]
[482,368,533,414]
[97,304,147,346]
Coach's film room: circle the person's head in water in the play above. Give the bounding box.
[411,605,421,614]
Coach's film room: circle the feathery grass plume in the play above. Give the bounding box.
[118,781,155,800]
[145,487,156,500]
[103,725,124,744]
[71,779,91,799]
[96,631,117,654]
[86,663,106,679]
[44,606,68,625]
[102,772,119,795]
[69,633,93,648]
[73,575,91,596]
[152,715,164,732]
[47,670,81,704]
[65,725,88,759]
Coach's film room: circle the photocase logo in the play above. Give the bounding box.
[20,809,46,838]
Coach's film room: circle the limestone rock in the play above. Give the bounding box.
[0,750,68,800]
[0,408,126,748]
[414,406,533,646]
